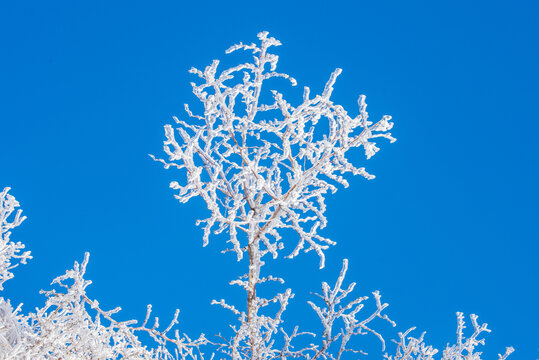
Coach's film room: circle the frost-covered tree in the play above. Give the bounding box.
[151,30,398,360]
[0,32,513,360]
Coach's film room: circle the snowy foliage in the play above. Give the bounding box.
[0,33,512,359]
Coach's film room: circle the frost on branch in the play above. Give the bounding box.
[0,191,206,359]
[384,313,515,360]
[212,259,394,360]
[1,252,208,359]
[303,259,395,359]
[31,253,208,359]
[0,298,29,355]
[0,187,31,291]
[152,31,396,268]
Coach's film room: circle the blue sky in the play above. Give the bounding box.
[1,0,537,358]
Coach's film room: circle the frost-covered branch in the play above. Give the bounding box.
[384,313,515,360]
[152,31,395,268]
[1,252,207,359]
[306,259,395,360]
[0,187,31,291]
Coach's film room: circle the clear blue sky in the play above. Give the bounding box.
[1,1,537,358]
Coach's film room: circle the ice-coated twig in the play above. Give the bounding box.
[384,313,514,360]
[0,187,32,290]
[18,253,208,360]
[307,259,395,360]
